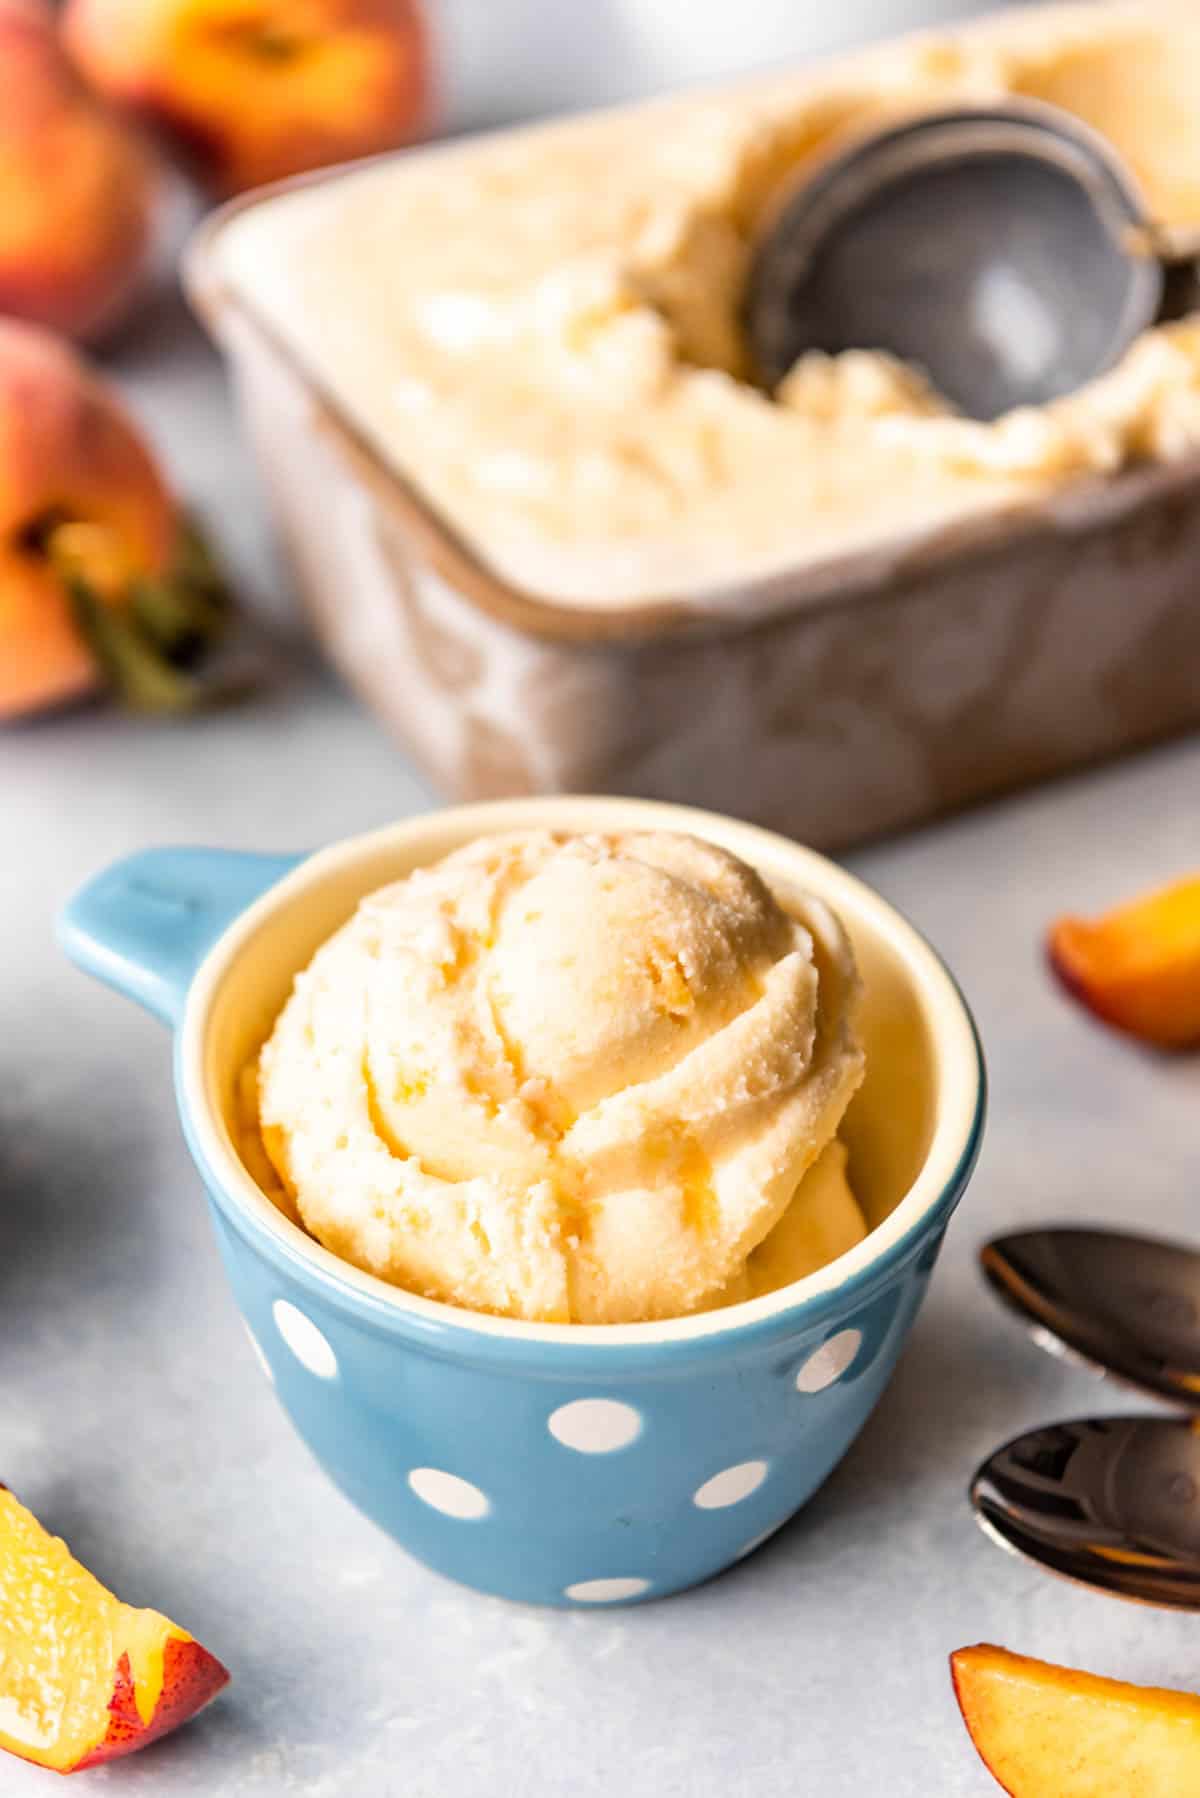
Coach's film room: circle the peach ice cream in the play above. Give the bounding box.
[253,829,866,1323]
[211,0,1200,607]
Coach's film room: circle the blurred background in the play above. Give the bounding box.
[439,0,1025,122]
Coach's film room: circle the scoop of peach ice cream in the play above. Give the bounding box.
[255,829,865,1323]
[715,1138,867,1308]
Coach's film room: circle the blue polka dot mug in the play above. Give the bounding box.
[59,798,984,1607]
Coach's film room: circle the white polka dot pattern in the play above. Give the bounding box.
[795,1328,863,1394]
[408,1468,490,1519]
[272,1298,338,1379]
[548,1398,642,1453]
[244,1324,275,1386]
[565,1577,650,1603]
[693,1460,768,1509]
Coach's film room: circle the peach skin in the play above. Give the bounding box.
[0,0,161,341]
[63,0,429,197]
[952,1644,1200,1797]
[0,319,231,719]
[0,1482,229,1773]
[1048,873,1200,1049]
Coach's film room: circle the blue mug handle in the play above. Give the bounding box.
[59,847,303,1027]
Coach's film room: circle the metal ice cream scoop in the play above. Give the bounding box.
[982,1228,1200,1406]
[745,100,1170,421]
[971,1415,1200,1610]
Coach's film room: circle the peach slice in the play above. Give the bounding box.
[0,1483,228,1773]
[1047,874,1200,1049]
[951,1644,1200,1797]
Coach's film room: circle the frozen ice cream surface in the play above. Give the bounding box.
[214,0,1200,607]
[719,1139,867,1309]
[253,830,866,1323]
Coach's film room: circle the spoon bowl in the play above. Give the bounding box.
[745,101,1162,420]
[972,1415,1200,1610]
[982,1228,1200,1405]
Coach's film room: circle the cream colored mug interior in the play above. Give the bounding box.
[182,798,981,1343]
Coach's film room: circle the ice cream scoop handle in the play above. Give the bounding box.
[58,846,302,1026]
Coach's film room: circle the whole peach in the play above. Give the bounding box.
[0,0,161,340]
[63,0,429,197]
[0,319,175,718]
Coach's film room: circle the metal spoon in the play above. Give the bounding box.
[971,1415,1200,1610]
[745,100,1166,420]
[982,1228,1200,1405]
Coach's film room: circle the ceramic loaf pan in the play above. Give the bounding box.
[187,35,1200,848]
